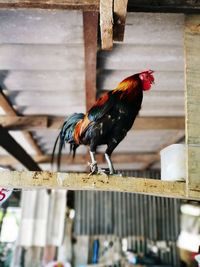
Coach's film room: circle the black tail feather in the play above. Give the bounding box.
[51,133,60,167]
[57,136,65,171]
[52,113,84,171]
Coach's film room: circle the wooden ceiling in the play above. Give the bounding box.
[0,0,195,172]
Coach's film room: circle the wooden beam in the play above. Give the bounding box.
[113,0,128,41]
[100,0,113,50]
[0,115,185,130]
[0,93,16,115]
[83,12,98,110]
[0,0,99,11]
[0,91,43,156]
[0,126,41,171]
[0,170,190,199]
[185,15,200,195]
[127,0,200,13]
[0,153,158,166]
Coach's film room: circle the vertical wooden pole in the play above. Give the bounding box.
[83,12,98,110]
[184,15,200,195]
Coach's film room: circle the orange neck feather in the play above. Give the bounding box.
[112,76,138,93]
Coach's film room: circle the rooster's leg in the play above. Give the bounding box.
[105,153,115,175]
[88,151,98,174]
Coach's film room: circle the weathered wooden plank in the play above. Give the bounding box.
[0,91,16,115]
[113,0,128,41]
[185,15,200,188]
[0,170,189,199]
[83,12,98,110]
[100,0,113,50]
[0,115,185,130]
[0,45,84,70]
[0,0,99,11]
[127,0,200,13]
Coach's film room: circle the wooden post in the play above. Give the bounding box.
[100,0,113,50]
[184,15,200,195]
[83,12,98,110]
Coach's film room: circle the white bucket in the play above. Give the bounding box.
[160,144,186,181]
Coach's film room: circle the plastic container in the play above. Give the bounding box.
[160,144,186,181]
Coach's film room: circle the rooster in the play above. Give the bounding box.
[52,70,154,174]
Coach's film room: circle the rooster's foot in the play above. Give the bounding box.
[88,161,98,177]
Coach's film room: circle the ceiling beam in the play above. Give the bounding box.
[0,115,185,130]
[100,0,113,50]
[83,11,98,110]
[0,0,99,11]
[0,0,198,13]
[127,0,200,13]
[0,125,41,171]
[0,91,43,156]
[113,0,128,41]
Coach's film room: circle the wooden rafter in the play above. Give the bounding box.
[100,0,113,50]
[0,0,199,13]
[83,11,98,110]
[0,115,185,130]
[113,0,128,41]
[0,0,99,11]
[0,91,43,156]
[0,126,41,171]
[127,0,200,13]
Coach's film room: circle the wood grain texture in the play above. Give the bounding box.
[83,12,98,110]
[100,0,113,50]
[0,170,190,199]
[0,0,99,11]
[185,15,200,188]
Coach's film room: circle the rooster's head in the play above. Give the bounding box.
[139,70,154,91]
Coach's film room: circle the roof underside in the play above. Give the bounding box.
[0,9,185,172]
